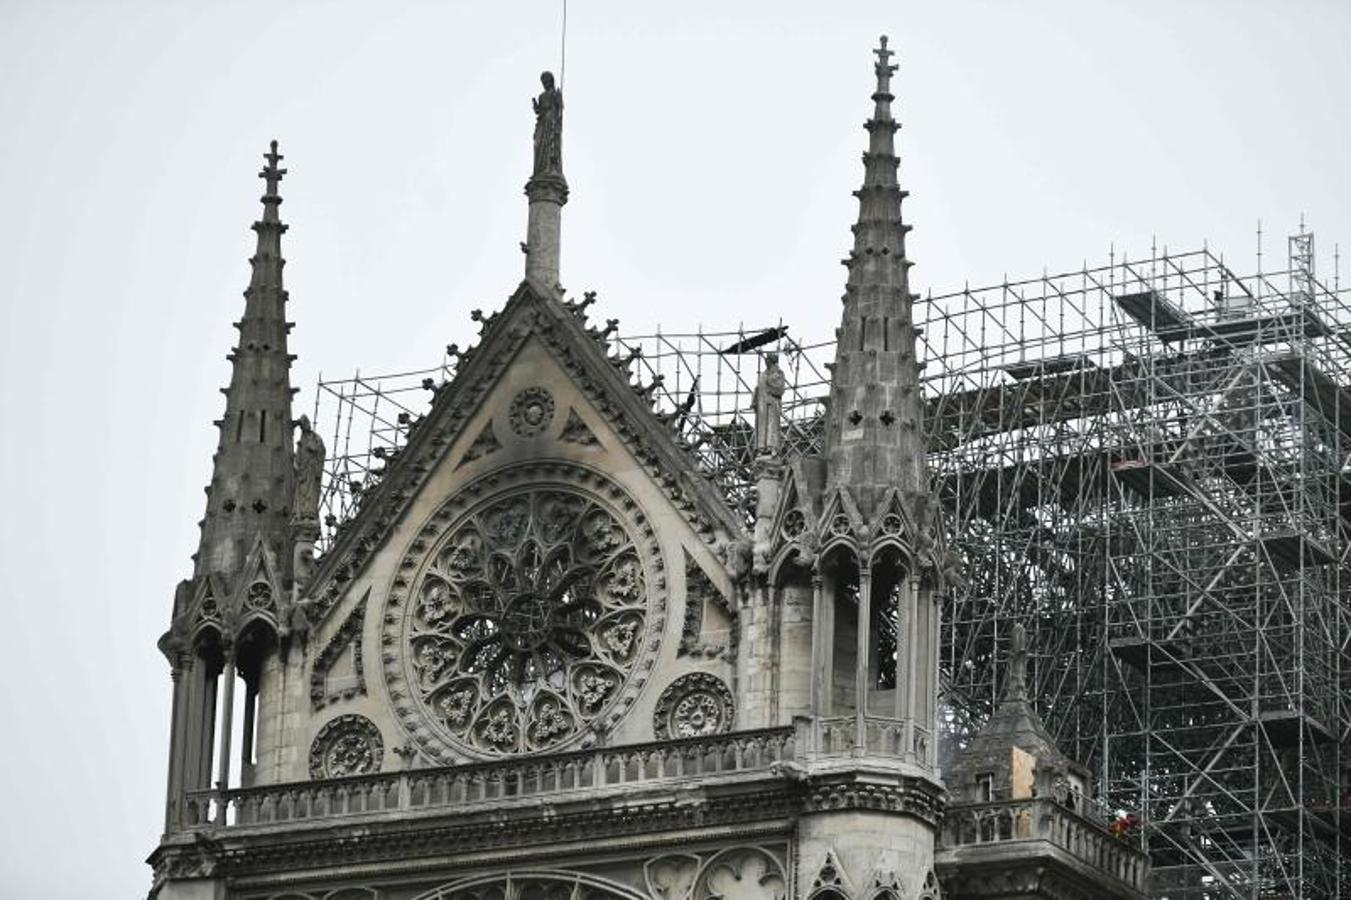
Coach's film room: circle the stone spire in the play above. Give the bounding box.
[822,36,925,522]
[195,140,297,581]
[523,70,569,295]
[1005,622,1029,701]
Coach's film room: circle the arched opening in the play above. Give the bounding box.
[827,547,861,714]
[874,548,903,692]
[409,871,643,900]
[817,544,924,720]
[191,629,226,794]
[234,618,278,787]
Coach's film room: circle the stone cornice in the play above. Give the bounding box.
[935,849,1147,900]
[159,783,798,885]
[153,755,949,889]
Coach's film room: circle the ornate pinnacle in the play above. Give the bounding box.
[1006,623,1029,702]
[259,140,286,222]
[874,35,897,94]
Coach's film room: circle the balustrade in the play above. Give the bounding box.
[939,796,1147,891]
[180,727,795,831]
[805,715,933,765]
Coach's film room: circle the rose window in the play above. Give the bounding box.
[399,486,654,756]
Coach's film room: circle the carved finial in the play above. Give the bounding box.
[260,139,286,202]
[874,35,897,89]
[1006,623,1028,702]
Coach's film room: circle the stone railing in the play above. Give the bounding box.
[809,715,935,766]
[181,727,796,829]
[940,796,1148,892]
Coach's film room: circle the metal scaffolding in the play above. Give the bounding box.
[312,324,833,546]
[311,233,1348,899]
[920,237,1349,899]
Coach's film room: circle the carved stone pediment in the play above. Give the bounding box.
[304,281,746,632]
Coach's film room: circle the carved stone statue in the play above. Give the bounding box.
[753,352,787,454]
[531,71,563,177]
[293,415,325,524]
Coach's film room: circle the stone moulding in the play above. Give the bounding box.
[310,590,369,709]
[455,421,502,469]
[559,407,601,446]
[678,551,737,659]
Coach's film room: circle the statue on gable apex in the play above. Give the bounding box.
[532,71,564,177]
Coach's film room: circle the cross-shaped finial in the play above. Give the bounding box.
[874,35,895,71]
[260,139,287,197]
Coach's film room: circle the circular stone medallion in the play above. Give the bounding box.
[508,387,556,438]
[309,714,384,779]
[653,672,734,739]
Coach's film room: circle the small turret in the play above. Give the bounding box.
[937,625,1149,899]
[945,625,1091,803]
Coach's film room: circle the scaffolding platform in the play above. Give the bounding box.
[1257,529,1335,571]
[1110,458,1192,499]
[1199,307,1331,344]
[1267,350,1351,439]
[1257,709,1337,748]
[1117,289,1192,339]
[1109,636,1187,674]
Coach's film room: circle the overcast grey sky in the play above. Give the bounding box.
[1,1,1348,896]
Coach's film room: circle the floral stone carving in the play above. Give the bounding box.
[457,420,502,468]
[386,465,665,760]
[653,672,734,739]
[309,714,384,780]
[509,386,556,438]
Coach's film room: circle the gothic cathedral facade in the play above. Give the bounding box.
[148,39,1147,900]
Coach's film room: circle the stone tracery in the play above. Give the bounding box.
[308,714,384,780]
[653,672,734,740]
[393,473,661,757]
